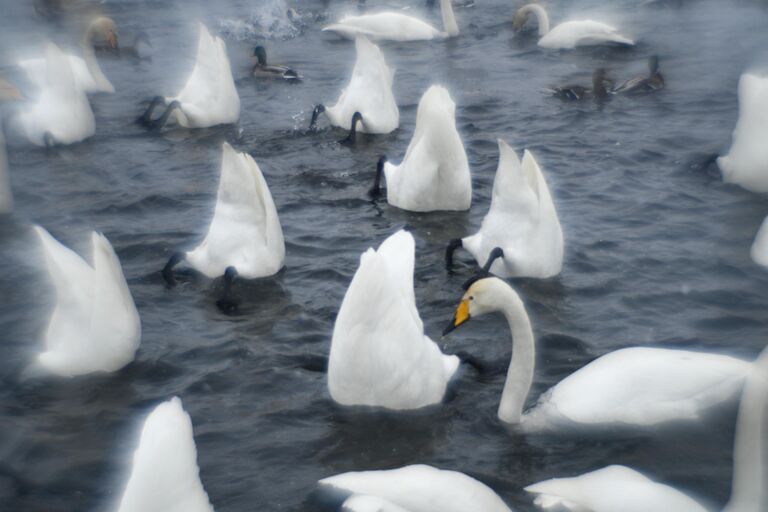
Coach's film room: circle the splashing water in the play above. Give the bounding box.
[219,0,308,41]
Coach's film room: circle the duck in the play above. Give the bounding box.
[368,85,471,212]
[138,23,240,131]
[717,72,768,193]
[445,140,563,279]
[323,0,459,41]
[20,17,118,94]
[525,345,768,511]
[328,230,460,410]
[548,68,611,100]
[115,397,214,512]
[13,43,95,147]
[0,79,23,214]
[613,55,664,93]
[512,4,634,49]
[252,46,300,81]
[309,35,398,144]
[318,465,512,512]
[162,143,285,309]
[751,216,768,268]
[443,277,753,428]
[34,226,141,377]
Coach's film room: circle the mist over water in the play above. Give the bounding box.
[0,0,767,510]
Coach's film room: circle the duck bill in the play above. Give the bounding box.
[442,299,471,336]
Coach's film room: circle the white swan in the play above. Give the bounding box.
[342,495,412,512]
[162,142,285,283]
[512,4,634,49]
[323,0,459,41]
[443,277,753,428]
[138,23,239,130]
[328,230,460,410]
[751,216,768,268]
[525,345,768,511]
[446,140,563,279]
[319,465,512,512]
[370,85,471,212]
[34,226,141,377]
[20,17,117,94]
[14,43,95,146]
[718,72,768,193]
[310,35,398,142]
[115,397,214,512]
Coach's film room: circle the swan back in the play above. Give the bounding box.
[328,230,459,409]
[35,226,140,376]
[539,20,634,49]
[323,13,440,42]
[116,397,214,512]
[751,216,768,268]
[384,85,470,211]
[174,23,240,128]
[186,142,285,279]
[718,72,768,193]
[319,465,512,512]
[326,35,398,134]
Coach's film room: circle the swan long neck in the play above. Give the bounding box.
[496,287,536,424]
[440,0,459,37]
[525,4,550,36]
[81,28,110,90]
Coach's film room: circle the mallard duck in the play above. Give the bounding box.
[613,56,664,94]
[252,46,300,81]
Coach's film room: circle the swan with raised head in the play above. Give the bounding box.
[310,35,398,143]
[20,17,118,94]
[34,226,141,377]
[115,397,214,512]
[443,277,753,428]
[512,4,634,49]
[525,345,768,511]
[752,217,768,268]
[718,72,768,193]
[138,23,239,130]
[369,85,470,211]
[14,43,95,147]
[323,0,459,41]
[445,140,563,279]
[328,230,460,410]
[252,46,300,80]
[613,55,665,94]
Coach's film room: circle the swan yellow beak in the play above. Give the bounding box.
[443,299,470,336]
[108,32,118,49]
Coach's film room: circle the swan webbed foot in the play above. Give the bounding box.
[216,266,241,313]
[309,104,325,131]
[445,238,463,272]
[137,95,165,126]
[161,251,184,287]
[368,155,386,199]
[339,111,363,145]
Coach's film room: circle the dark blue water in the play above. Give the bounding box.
[0,0,767,510]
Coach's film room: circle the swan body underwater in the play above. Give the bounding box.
[319,465,512,512]
[525,345,768,511]
[138,23,240,130]
[34,226,141,377]
[14,43,95,147]
[310,35,398,144]
[717,72,768,193]
[368,85,471,212]
[446,140,563,279]
[328,230,460,410]
[512,4,634,50]
[115,397,214,512]
[323,0,459,42]
[443,277,753,428]
[751,217,768,268]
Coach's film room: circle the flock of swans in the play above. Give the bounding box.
[0,0,767,511]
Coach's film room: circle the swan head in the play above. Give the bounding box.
[88,17,119,49]
[512,4,540,31]
[443,277,515,335]
[253,46,268,65]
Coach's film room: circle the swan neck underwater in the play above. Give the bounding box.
[516,4,550,36]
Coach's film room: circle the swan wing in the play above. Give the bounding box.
[320,465,512,512]
[540,20,634,49]
[525,465,707,512]
[323,13,439,41]
[543,347,752,425]
[116,398,214,512]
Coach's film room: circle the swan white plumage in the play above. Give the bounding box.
[448,140,563,278]
[164,142,285,280]
[328,230,460,409]
[751,216,768,268]
[323,0,459,41]
[525,345,768,511]
[718,72,768,193]
[115,397,214,512]
[34,226,141,377]
[444,278,753,428]
[375,85,471,212]
[14,43,95,146]
[319,465,512,512]
[512,4,634,49]
[20,17,117,94]
[310,35,398,137]
[342,495,412,512]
